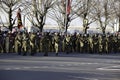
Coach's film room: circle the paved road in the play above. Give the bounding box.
[0,53,120,80]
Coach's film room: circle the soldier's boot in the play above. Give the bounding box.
[55,53,58,56]
[44,52,48,56]
[23,52,27,56]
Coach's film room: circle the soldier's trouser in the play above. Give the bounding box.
[30,42,35,55]
[0,44,3,53]
[43,46,48,56]
[65,44,70,54]
[22,46,27,55]
[55,43,58,55]
[18,45,22,55]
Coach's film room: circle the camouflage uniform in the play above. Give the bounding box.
[15,32,22,55]
[5,33,9,53]
[42,33,50,56]
[65,34,71,54]
[53,33,59,56]
[93,34,98,53]
[79,36,84,53]
[22,33,28,56]
[103,35,109,53]
[0,32,4,53]
[88,35,93,53]
[29,33,36,56]
[98,35,103,53]
[117,35,120,52]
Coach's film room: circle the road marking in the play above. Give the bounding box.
[14,67,21,70]
[23,67,31,69]
[97,65,120,71]
[69,76,99,80]
[4,68,11,70]
[32,66,40,68]
[0,59,100,65]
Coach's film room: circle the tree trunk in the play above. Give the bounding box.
[40,24,43,32]
[8,8,12,31]
[118,17,120,32]
[102,27,105,34]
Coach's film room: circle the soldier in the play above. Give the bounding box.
[71,33,77,52]
[5,32,10,53]
[0,32,4,53]
[98,34,103,54]
[83,34,89,53]
[117,34,120,52]
[42,32,50,56]
[53,33,59,56]
[15,32,22,55]
[112,35,118,53]
[93,34,98,53]
[9,32,15,53]
[88,35,93,53]
[79,35,84,53]
[65,34,71,54]
[103,35,109,53]
[22,32,29,56]
[76,34,80,53]
[29,32,36,56]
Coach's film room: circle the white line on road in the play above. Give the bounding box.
[69,76,99,80]
[97,65,120,71]
[23,67,31,69]
[4,68,12,70]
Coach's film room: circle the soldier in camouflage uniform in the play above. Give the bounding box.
[53,33,59,56]
[42,32,50,56]
[71,33,77,52]
[83,34,89,53]
[88,35,93,53]
[103,35,109,53]
[112,35,118,53]
[76,34,80,53]
[98,35,103,54]
[117,34,120,52]
[29,32,36,56]
[22,32,29,56]
[15,32,22,55]
[65,34,71,54]
[79,35,84,53]
[0,32,4,53]
[93,34,98,53]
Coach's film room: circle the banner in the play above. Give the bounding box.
[17,8,23,29]
[66,0,71,15]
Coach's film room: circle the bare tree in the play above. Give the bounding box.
[93,0,114,34]
[0,0,22,31]
[48,0,77,33]
[74,0,97,34]
[112,0,120,32]
[23,0,56,32]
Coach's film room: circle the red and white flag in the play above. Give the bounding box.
[66,0,71,15]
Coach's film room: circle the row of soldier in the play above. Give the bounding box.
[0,31,120,56]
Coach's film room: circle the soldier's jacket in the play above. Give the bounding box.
[79,37,84,47]
[29,33,36,47]
[88,37,93,48]
[22,33,28,48]
[15,33,22,46]
[42,34,50,46]
[54,35,59,44]
[65,35,71,45]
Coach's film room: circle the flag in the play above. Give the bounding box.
[17,8,23,29]
[66,0,71,15]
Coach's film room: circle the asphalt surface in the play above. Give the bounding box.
[0,53,120,80]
